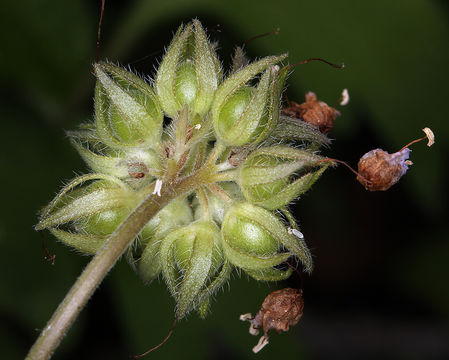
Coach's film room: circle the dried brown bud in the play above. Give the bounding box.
[282,92,340,133]
[128,162,149,179]
[240,288,304,353]
[357,148,411,191]
[228,148,251,167]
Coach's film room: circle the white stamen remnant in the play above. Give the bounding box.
[194,124,201,130]
[249,324,260,336]
[422,127,435,147]
[252,336,269,354]
[405,160,413,166]
[240,313,260,335]
[152,179,163,197]
[288,227,304,239]
[239,313,252,321]
[340,88,350,106]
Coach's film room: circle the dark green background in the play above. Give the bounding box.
[1,0,448,359]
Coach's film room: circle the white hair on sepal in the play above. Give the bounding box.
[143,73,155,86]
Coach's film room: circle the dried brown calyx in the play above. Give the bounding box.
[240,288,304,353]
[357,148,411,191]
[357,127,435,191]
[282,91,340,134]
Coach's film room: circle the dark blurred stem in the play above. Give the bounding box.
[25,165,216,360]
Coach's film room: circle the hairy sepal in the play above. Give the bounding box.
[212,55,286,146]
[94,63,163,149]
[239,146,328,209]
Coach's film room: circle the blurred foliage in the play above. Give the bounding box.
[0,0,448,359]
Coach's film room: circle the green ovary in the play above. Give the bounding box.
[218,86,254,133]
[224,216,278,255]
[175,62,198,106]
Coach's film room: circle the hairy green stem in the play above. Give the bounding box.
[212,169,238,182]
[204,141,226,168]
[196,187,210,220]
[26,167,214,360]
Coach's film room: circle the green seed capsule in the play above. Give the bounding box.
[212,55,286,146]
[222,211,279,256]
[137,197,194,283]
[175,61,198,106]
[217,86,257,135]
[238,146,328,209]
[36,176,136,255]
[221,202,313,274]
[160,221,228,318]
[76,208,130,236]
[94,62,163,150]
[155,20,220,119]
[174,225,223,274]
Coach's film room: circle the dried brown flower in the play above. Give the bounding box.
[282,91,340,134]
[357,148,411,191]
[356,127,435,191]
[240,288,304,353]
